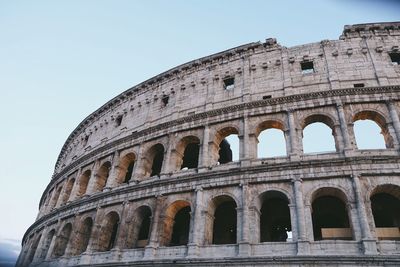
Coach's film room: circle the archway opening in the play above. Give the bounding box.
[303,122,336,154]
[312,195,351,241]
[40,229,55,259]
[181,142,200,170]
[354,120,387,149]
[260,191,291,242]
[72,217,93,255]
[257,128,286,158]
[26,234,41,264]
[371,191,400,240]
[117,153,136,184]
[169,206,191,246]
[131,206,152,248]
[97,212,120,252]
[61,178,75,204]
[212,196,237,244]
[353,111,393,149]
[77,170,91,197]
[94,161,111,192]
[144,144,164,177]
[161,201,191,247]
[219,135,239,164]
[52,223,72,258]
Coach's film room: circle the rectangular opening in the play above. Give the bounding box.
[354,83,365,88]
[262,95,272,100]
[223,77,235,90]
[301,61,314,74]
[161,95,169,107]
[389,52,400,65]
[115,115,123,127]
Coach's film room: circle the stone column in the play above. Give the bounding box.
[187,187,204,257]
[336,103,353,154]
[240,116,252,166]
[238,183,251,256]
[161,137,173,175]
[287,110,301,160]
[144,195,165,259]
[352,174,377,254]
[288,204,298,242]
[105,151,120,189]
[200,125,210,169]
[86,161,100,195]
[68,168,82,202]
[387,100,400,149]
[292,178,309,255]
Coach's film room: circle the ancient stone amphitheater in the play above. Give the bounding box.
[17,22,400,267]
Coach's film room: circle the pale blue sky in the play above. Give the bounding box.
[0,0,398,254]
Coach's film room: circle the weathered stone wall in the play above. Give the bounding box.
[18,22,400,267]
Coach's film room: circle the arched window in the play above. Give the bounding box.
[212,127,240,165]
[302,115,337,154]
[161,201,191,246]
[125,206,152,248]
[259,191,291,242]
[257,121,287,158]
[61,178,75,204]
[97,212,120,252]
[173,136,200,171]
[208,195,237,245]
[143,144,164,177]
[370,185,400,240]
[353,111,391,149]
[40,229,55,259]
[77,170,91,197]
[52,223,72,258]
[117,153,136,184]
[94,161,111,192]
[71,217,93,255]
[311,188,352,241]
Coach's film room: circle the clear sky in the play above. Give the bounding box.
[0,0,399,258]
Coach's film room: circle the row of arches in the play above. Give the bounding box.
[42,109,398,215]
[23,183,400,266]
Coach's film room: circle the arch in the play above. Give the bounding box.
[26,234,41,264]
[97,211,120,252]
[212,126,240,164]
[259,190,292,242]
[50,186,62,209]
[256,121,287,158]
[143,143,165,177]
[126,205,152,248]
[172,135,201,171]
[206,195,237,245]
[77,170,91,197]
[61,178,75,204]
[302,114,338,153]
[353,110,393,149]
[71,216,93,255]
[311,187,352,241]
[116,153,136,184]
[52,223,72,258]
[39,229,55,259]
[370,184,400,240]
[160,200,191,246]
[94,161,111,192]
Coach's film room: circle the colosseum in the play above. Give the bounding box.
[17,22,400,267]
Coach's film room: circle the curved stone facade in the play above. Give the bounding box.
[18,22,400,266]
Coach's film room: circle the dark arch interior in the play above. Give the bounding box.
[218,139,233,164]
[312,196,350,241]
[181,142,200,169]
[98,213,120,252]
[52,223,72,258]
[40,230,55,259]
[136,207,152,247]
[124,161,135,183]
[75,218,93,255]
[212,200,237,244]
[371,193,400,227]
[150,145,164,177]
[260,196,291,242]
[169,206,191,246]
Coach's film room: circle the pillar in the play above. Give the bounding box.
[144,195,165,259]
[287,110,301,159]
[238,183,251,256]
[200,125,210,168]
[352,174,377,254]
[387,100,400,150]
[336,102,354,154]
[187,187,204,257]
[292,178,309,255]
